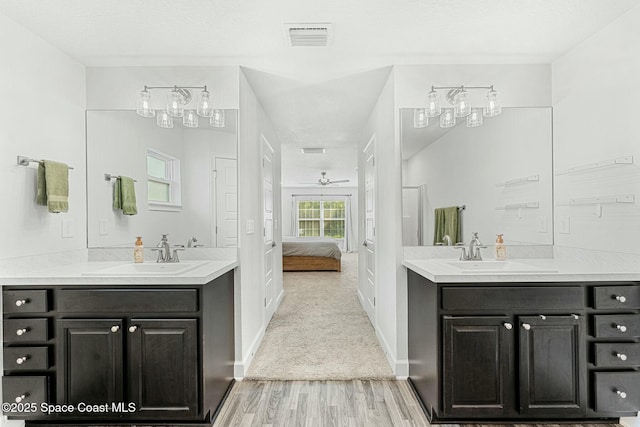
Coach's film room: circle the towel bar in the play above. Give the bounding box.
[17,156,74,170]
[104,174,137,182]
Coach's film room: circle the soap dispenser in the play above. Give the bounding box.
[134,236,144,263]
[495,234,507,261]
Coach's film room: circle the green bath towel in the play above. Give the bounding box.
[113,176,137,215]
[36,160,69,213]
[433,206,460,245]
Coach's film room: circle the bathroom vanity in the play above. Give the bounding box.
[405,258,640,423]
[1,259,236,426]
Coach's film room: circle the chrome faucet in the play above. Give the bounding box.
[442,235,452,246]
[187,236,198,247]
[152,234,184,263]
[455,232,488,261]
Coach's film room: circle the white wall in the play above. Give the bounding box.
[405,108,553,246]
[552,4,640,256]
[236,69,283,376]
[0,13,86,260]
[281,186,358,251]
[0,11,86,427]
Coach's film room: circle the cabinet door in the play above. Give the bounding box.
[442,316,514,417]
[57,319,123,405]
[128,319,198,419]
[518,315,586,416]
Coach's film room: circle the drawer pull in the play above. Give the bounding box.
[503,322,513,330]
[614,295,627,303]
[615,352,628,361]
[615,324,627,333]
[539,315,546,320]
[522,323,531,331]
[15,299,29,307]
[616,389,627,399]
[16,356,29,365]
[15,393,28,403]
[128,325,138,333]
[110,325,120,333]
[16,328,29,336]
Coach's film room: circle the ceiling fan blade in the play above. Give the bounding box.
[329,179,350,184]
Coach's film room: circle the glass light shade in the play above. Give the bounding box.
[197,90,213,117]
[484,90,502,117]
[183,110,199,128]
[426,90,442,117]
[413,108,428,128]
[156,110,174,128]
[136,90,155,117]
[467,108,483,127]
[167,90,185,117]
[210,109,225,127]
[440,108,456,128]
[453,90,471,117]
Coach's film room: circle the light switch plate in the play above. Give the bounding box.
[61,219,73,238]
[98,219,108,235]
[246,219,255,235]
[559,216,571,234]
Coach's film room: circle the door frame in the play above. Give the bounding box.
[261,134,277,324]
[359,133,377,326]
[210,153,238,248]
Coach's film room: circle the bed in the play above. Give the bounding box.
[282,236,342,272]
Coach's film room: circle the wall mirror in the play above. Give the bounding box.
[86,109,238,248]
[400,107,553,246]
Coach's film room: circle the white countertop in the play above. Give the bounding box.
[0,259,238,286]
[403,257,640,283]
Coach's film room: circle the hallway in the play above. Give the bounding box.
[245,253,393,380]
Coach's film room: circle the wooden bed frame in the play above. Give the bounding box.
[282,256,341,272]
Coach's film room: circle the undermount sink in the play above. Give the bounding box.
[445,260,557,273]
[83,261,208,276]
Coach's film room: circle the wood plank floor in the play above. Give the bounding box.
[213,379,429,426]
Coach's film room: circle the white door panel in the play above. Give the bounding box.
[262,136,276,324]
[214,157,238,248]
[362,136,376,325]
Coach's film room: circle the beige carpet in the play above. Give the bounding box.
[245,253,395,380]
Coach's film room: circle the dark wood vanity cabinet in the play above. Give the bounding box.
[2,270,234,426]
[408,270,640,422]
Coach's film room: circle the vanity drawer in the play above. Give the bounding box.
[57,288,198,313]
[3,319,49,343]
[594,285,640,309]
[3,347,50,371]
[441,286,584,311]
[594,372,640,413]
[2,376,48,416]
[594,314,640,338]
[594,343,640,367]
[3,290,48,314]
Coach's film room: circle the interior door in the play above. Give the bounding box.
[262,136,276,323]
[363,136,376,324]
[213,156,238,247]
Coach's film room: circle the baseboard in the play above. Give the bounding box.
[234,325,265,378]
[375,328,409,377]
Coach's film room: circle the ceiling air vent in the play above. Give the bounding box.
[284,23,333,47]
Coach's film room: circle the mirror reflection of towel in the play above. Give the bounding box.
[113,176,137,215]
[433,206,460,245]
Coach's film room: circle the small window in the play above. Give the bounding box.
[147,149,181,211]
[297,200,345,239]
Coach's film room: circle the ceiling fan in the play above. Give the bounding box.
[301,171,350,186]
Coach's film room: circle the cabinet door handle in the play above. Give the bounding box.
[539,315,546,320]
[15,393,28,403]
[616,390,627,399]
[522,323,531,331]
[615,324,627,333]
[15,299,28,307]
[16,356,29,365]
[16,328,28,336]
[110,325,120,333]
[503,322,513,330]
[614,295,627,303]
[128,326,138,333]
[615,352,628,361]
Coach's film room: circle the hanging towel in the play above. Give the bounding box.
[113,176,137,215]
[36,160,69,213]
[433,206,460,245]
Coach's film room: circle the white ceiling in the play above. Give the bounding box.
[1,0,637,185]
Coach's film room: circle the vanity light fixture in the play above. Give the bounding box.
[210,109,225,127]
[419,85,502,128]
[413,108,428,128]
[136,85,219,129]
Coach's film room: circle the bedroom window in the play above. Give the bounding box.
[297,200,345,238]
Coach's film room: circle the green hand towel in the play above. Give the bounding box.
[433,206,460,245]
[36,160,69,213]
[113,176,137,215]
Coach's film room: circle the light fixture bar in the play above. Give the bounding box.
[144,85,208,90]
[431,85,494,90]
